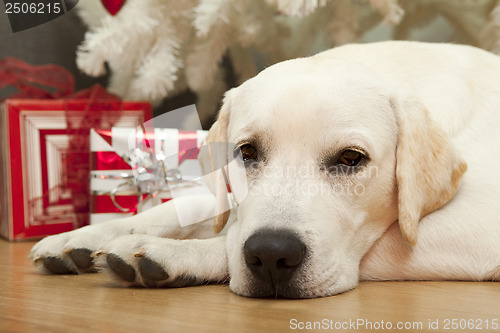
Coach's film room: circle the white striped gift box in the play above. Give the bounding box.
[89,128,209,225]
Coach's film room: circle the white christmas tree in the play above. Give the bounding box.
[75,0,497,123]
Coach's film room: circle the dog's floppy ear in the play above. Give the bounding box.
[395,99,467,246]
[198,91,232,233]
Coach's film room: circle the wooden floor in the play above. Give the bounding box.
[1,239,499,333]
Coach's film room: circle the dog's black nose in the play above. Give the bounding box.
[244,230,306,286]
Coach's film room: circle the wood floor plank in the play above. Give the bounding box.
[1,239,499,332]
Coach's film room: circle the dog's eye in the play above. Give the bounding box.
[239,144,258,161]
[337,150,364,167]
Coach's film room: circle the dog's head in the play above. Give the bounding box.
[200,58,467,298]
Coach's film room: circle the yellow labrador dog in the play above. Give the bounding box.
[30,41,500,298]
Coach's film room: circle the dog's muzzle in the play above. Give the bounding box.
[243,229,306,293]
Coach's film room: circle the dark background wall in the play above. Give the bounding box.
[0,3,109,97]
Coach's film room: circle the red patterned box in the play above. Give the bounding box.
[0,99,151,240]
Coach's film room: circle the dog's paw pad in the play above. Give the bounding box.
[106,254,136,282]
[68,248,94,271]
[166,275,199,288]
[138,257,169,281]
[43,257,76,275]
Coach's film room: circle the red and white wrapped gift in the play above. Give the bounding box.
[90,128,209,224]
[0,58,153,240]
[0,99,151,240]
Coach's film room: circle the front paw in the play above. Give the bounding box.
[29,227,101,274]
[103,253,199,288]
[96,235,209,288]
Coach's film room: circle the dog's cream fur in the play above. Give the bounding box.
[30,41,500,298]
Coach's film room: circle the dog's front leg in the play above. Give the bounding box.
[30,195,219,274]
[97,234,229,287]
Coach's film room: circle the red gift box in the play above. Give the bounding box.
[0,99,151,240]
[90,128,209,225]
